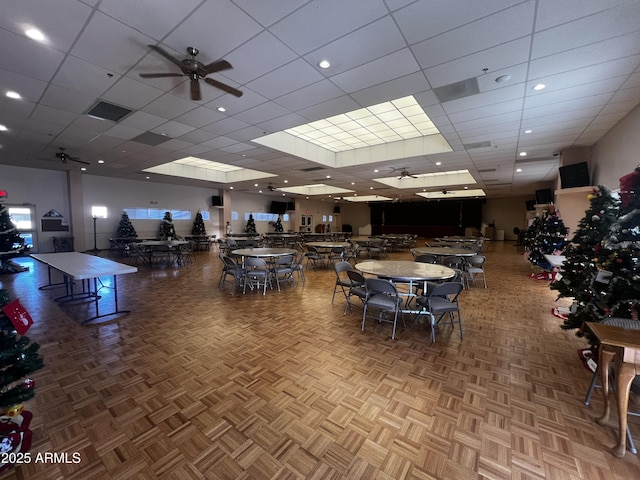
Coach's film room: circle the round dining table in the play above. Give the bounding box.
[231,247,297,259]
[413,247,476,258]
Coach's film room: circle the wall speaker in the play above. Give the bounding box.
[333,206,341,214]
[212,195,223,207]
[535,188,553,205]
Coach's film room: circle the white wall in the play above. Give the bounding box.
[0,165,70,253]
[482,196,531,241]
[591,103,640,189]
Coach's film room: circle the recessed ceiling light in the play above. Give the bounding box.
[98,159,104,164]
[351,182,355,185]
[318,59,331,69]
[435,161,442,166]
[369,186,373,190]
[464,186,468,189]
[532,83,546,91]
[145,176,150,179]
[374,169,379,173]
[254,183,258,187]
[519,151,527,156]
[6,91,21,100]
[326,175,331,178]
[230,186,234,189]
[0,125,7,131]
[24,28,45,42]
[81,167,86,171]
[516,168,522,173]
[217,106,226,112]
[284,180,288,183]
[524,129,533,134]
[259,190,263,193]
[495,75,511,83]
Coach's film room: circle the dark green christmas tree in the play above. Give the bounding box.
[523,206,568,270]
[551,186,619,332]
[245,214,257,235]
[191,212,207,236]
[0,289,44,410]
[116,211,137,238]
[0,204,22,252]
[273,216,283,233]
[159,211,176,239]
[599,167,640,319]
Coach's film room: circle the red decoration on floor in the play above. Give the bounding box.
[1,299,33,335]
[577,348,598,373]
[528,272,555,281]
[551,308,568,320]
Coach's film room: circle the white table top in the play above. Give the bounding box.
[356,260,455,282]
[232,248,297,257]
[31,252,137,280]
[413,247,476,257]
[544,254,566,268]
[306,241,351,249]
[137,240,189,246]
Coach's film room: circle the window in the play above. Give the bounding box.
[243,213,289,222]
[200,211,210,221]
[124,208,192,221]
[7,205,36,249]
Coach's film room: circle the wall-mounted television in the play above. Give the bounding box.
[212,195,223,207]
[269,201,287,215]
[559,161,590,188]
[535,188,554,205]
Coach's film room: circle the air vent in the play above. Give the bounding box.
[477,168,496,173]
[300,166,325,172]
[514,156,556,164]
[463,141,491,150]
[132,132,171,146]
[433,77,480,103]
[86,101,132,122]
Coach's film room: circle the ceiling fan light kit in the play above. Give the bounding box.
[140,45,243,100]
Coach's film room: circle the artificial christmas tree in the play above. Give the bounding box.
[523,206,568,273]
[191,212,207,236]
[159,211,176,239]
[0,289,43,472]
[0,205,22,253]
[551,186,619,331]
[245,214,257,235]
[599,166,640,319]
[115,211,137,238]
[273,216,283,233]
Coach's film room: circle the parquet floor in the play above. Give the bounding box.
[1,241,639,479]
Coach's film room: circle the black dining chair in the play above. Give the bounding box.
[362,278,404,340]
[416,281,464,343]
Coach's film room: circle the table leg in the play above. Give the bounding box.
[596,347,615,426]
[612,359,637,458]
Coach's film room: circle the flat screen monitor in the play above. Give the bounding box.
[270,201,287,215]
[559,162,590,188]
[535,188,553,205]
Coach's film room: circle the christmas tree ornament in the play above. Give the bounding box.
[587,193,595,200]
[592,215,600,221]
[4,404,23,418]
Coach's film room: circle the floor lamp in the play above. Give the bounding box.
[90,206,107,254]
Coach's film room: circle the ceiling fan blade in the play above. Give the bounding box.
[190,77,201,101]
[70,158,90,165]
[139,73,184,78]
[148,45,184,68]
[204,77,243,97]
[203,60,232,75]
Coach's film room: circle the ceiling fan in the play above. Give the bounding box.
[392,167,418,179]
[55,147,89,165]
[267,183,279,192]
[140,45,243,100]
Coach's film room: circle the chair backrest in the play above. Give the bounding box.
[442,256,465,268]
[415,254,438,264]
[346,269,366,285]
[276,254,294,266]
[245,257,268,269]
[221,254,237,268]
[429,281,464,300]
[335,261,354,275]
[365,278,398,296]
[469,255,486,268]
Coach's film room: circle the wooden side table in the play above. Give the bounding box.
[587,322,640,457]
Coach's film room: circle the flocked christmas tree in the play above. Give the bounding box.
[245,214,257,235]
[191,212,207,236]
[115,211,137,238]
[551,186,619,331]
[0,289,44,411]
[159,211,176,239]
[599,166,640,319]
[523,206,569,271]
[0,204,22,252]
[273,216,283,233]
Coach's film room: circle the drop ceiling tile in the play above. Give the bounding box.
[270,0,388,55]
[142,93,197,119]
[350,72,431,108]
[247,58,324,99]
[53,55,120,96]
[105,124,145,140]
[40,84,97,114]
[174,106,226,128]
[163,0,262,57]
[0,69,47,103]
[0,30,65,82]
[330,49,420,94]
[98,0,203,41]
[276,79,345,111]
[70,12,154,74]
[151,120,194,138]
[102,76,165,110]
